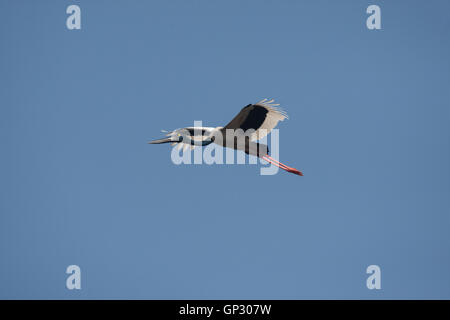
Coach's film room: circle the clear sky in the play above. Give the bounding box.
[1,0,450,299]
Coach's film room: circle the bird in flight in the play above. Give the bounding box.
[148,99,303,176]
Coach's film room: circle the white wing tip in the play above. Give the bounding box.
[256,98,289,120]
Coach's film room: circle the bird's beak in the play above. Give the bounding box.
[148,137,173,144]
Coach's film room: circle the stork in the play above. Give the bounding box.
[148,99,303,176]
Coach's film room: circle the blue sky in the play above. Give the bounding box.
[1,0,450,299]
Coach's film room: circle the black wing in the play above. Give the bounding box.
[223,104,268,131]
[223,99,288,141]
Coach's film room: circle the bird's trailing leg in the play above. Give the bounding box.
[261,155,303,176]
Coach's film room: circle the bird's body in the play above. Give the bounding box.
[148,99,303,176]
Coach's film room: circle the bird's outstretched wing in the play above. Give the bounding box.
[223,99,288,141]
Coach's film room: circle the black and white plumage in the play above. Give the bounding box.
[148,99,303,176]
[222,99,288,141]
